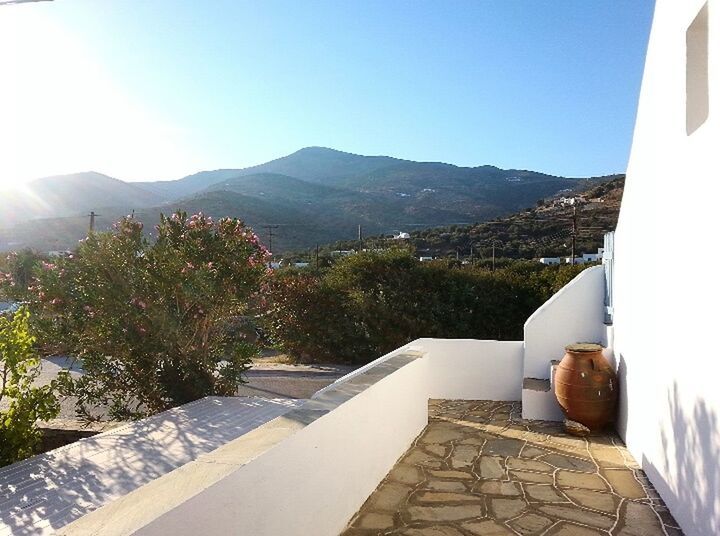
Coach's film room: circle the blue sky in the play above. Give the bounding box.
[1,0,655,183]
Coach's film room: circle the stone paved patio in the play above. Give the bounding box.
[341,400,683,536]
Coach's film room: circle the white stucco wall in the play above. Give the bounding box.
[133,340,526,536]
[613,1,720,534]
[61,337,527,536]
[523,265,607,379]
[134,357,431,536]
[421,338,524,400]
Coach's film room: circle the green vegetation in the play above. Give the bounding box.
[306,176,623,262]
[0,308,60,467]
[0,249,47,303]
[0,190,609,444]
[262,249,588,365]
[27,213,269,420]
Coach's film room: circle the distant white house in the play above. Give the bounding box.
[582,247,605,263]
[419,256,434,262]
[540,248,603,265]
[392,232,410,240]
[331,250,354,257]
[538,257,561,265]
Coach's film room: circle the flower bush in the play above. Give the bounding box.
[31,212,269,420]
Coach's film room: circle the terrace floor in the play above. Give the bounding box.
[341,400,683,536]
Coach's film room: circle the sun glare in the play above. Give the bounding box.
[0,7,203,187]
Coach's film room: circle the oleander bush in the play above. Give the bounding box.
[27,212,270,420]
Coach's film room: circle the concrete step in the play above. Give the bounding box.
[521,359,564,422]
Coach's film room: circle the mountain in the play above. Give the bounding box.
[0,148,620,253]
[135,147,404,200]
[0,172,162,226]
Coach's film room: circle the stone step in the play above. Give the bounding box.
[521,359,564,422]
[523,377,550,391]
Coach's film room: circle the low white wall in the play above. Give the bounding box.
[115,356,431,536]
[61,336,528,536]
[523,265,606,379]
[420,338,524,400]
[133,339,527,536]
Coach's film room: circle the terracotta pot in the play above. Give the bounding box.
[554,343,617,430]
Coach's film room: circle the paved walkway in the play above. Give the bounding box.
[342,400,683,536]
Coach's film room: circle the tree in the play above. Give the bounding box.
[0,308,60,467]
[0,249,46,302]
[32,213,270,420]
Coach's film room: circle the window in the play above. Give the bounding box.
[686,2,709,135]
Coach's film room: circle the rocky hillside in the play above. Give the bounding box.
[321,176,624,261]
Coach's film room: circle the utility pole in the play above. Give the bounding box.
[358,224,363,252]
[262,225,280,254]
[492,242,496,271]
[571,204,577,265]
[315,243,320,272]
[88,211,99,234]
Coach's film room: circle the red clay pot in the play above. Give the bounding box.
[554,343,617,431]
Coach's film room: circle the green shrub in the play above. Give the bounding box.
[0,308,60,466]
[262,251,587,364]
[0,249,46,302]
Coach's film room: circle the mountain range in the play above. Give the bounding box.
[0,147,620,252]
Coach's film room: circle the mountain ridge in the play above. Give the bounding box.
[0,147,620,252]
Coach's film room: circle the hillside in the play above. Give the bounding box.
[320,177,624,261]
[0,172,162,226]
[0,148,620,253]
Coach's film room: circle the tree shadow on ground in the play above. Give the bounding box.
[0,396,298,535]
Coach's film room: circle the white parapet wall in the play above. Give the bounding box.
[420,338,524,401]
[59,338,526,536]
[132,356,431,536]
[523,265,607,380]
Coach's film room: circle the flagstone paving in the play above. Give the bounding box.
[341,400,683,536]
